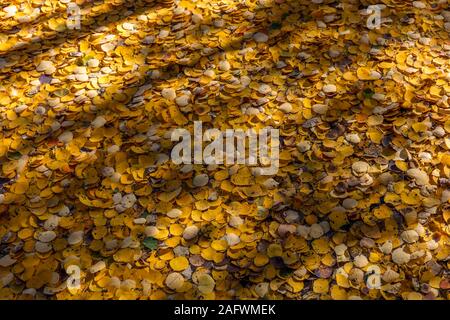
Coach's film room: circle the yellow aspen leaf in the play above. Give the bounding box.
[169,256,189,271]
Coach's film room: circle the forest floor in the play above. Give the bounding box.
[0,0,449,300]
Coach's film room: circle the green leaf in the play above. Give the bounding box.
[363,88,374,99]
[142,237,158,250]
[279,267,294,278]
[7,151,22,160]
[54,88,69,97]
[270,22,282,30]
[77,55,95,67]
[141,210,150,218]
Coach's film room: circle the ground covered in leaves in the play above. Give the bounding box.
[0,0,449,300]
